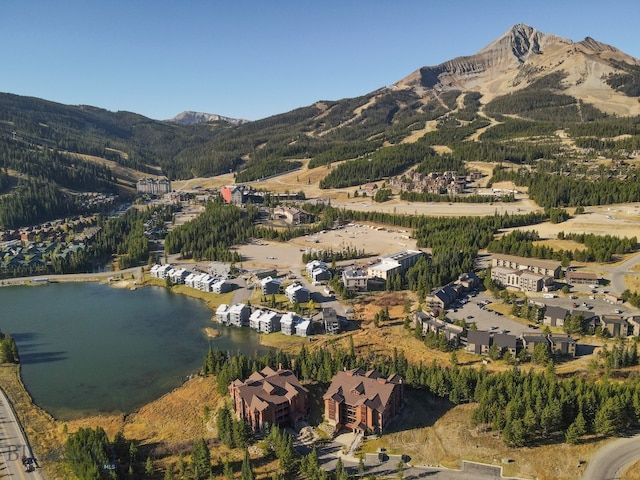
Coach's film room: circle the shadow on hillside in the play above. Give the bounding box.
[576,344,596,356]
[384,388,455,434]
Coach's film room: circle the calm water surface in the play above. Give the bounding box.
[0,282,265,420]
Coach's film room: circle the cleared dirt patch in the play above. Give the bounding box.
[361,401,606,480]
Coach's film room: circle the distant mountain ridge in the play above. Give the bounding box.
[168,111,248,126]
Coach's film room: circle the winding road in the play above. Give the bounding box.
[0,388,45,479]
[607,251,640,295]
[580,250,640,478]
[582,433,640,480]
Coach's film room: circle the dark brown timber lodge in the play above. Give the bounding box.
[229,366,309,431]
[323,368,404,434]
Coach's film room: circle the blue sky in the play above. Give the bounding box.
[2,1,639,121]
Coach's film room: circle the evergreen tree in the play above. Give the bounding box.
[223,460,234,480]
[145,456,154,476]
[241,449,255,480]
[191,438,211,480]
[163,466,176,480]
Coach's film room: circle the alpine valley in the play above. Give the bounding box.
[1,23,640,229]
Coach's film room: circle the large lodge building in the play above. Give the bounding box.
[229,366,309,431]
[323,368,404,434]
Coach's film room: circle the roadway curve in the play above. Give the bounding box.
[0,387,45,479]
[582,433,640,480]
[608,251,640,295]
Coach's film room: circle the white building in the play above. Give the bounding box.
[249,309,264,331]
[261,276,281,295]
[229,303,250,327]
[212,280,232,294]
[151,264,173,279]
[196,274,216,292]
[367,250,423,281]
[185,272,200,288]
[216,304,230,324]
[169,268,189,285]
[280,312,301,335]
[342,268,368,291]
[285,283,310,304]
[259,311,281,334]
[306,260,327,276]
[137,177,171,195]
[295,319,313,337]
[311,267,331,283]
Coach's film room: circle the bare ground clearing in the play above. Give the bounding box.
[235,223,418,272]
[362,401,606,480]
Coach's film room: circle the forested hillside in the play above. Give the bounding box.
[3,22,640,210]
[0,93,230,180]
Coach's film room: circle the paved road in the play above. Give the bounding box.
[0,267,142,287]
[606,251,640,295]
[582,433,640,480]
[0,388,45,479]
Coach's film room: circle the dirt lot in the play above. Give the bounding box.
[505,203,640,240]
[235,223,418,272]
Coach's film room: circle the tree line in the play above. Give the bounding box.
[487,229,638,264]
[0,178,92,229]
[164,202,336,262]
[400,191,514,203]
[319,143,434,189]
[88,205,175,270]
[489,167,640,208]
[301,245,369,264]
[0,329,18,364]
[203,344,640,449]
[0,139,116,193]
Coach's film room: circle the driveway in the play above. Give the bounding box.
[310,433,521,480]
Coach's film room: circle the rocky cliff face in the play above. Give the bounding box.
[394,23,640,116]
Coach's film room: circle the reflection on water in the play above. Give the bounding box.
[0,283,266,420]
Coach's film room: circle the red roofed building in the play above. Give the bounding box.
[220,185,246,205]
[229,366,309,431]
[323,368,404,434]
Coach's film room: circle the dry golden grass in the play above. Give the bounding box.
[68,376,222,444]
[65,375,280,477]
[624,273,640,293]
[0,365,69,479]
[257,332,310,354]
[361,402,606,480]
[533,239,587,251]
[623,460,640,480]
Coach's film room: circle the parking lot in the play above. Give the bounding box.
[440,291,534,337]
[441,283,634,339]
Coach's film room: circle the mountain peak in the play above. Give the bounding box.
[477,23,556,61]
[394,24,640,117]
[168,111,248,126]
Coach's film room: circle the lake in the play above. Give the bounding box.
[0,282,265,420]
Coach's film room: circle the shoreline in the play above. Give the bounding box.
[0,272,225,477]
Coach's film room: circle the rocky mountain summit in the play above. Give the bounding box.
[168,110,248,125]
[395,23,640,116]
